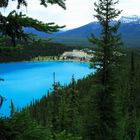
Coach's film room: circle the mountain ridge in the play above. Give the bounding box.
[119,15,140,24]
[25,15,140,47]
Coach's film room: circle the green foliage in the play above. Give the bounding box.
[0,11,64,47]
[0,48,140,140]
[0,111,53,140]
[10,100,15,117]
[0,41,79,62]
[0,0,66,47]
[90,0,122,70]
[40,0,66,9]
[0,0,66,9]
[27,48,140,140]
[120,52,140,140]
[87,0,122,140]
[0,79,4,108]
[54,130,82,140]
[1,0,140,139]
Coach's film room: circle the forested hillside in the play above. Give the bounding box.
[0,39,82,62]
[28,48,140,140]
[44,17,140,47]
[1,48,140,140]
[0,0,140,140]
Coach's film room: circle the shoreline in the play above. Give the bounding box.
[0,59,91,64]
[0,56,91,64]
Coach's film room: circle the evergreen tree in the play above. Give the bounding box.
[0,78,4,108]
[0,0,66,9]
[0,11,64,47]
[123,52,137,140]
[10,100,15,117]
[0,0,66,47]
[9,110,52,140]
[51,73,61,132]
[58,92,69,131]
[88,0,122,139]
[67,75,80,134]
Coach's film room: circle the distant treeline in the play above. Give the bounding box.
[0,40,85,62]
[1,48,140,139]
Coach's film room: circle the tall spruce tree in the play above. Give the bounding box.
[68,76,80,134]
[51,73,61,132]
[10,100,15,117]
[0,78,4,108]
[89,0,122,140]
[123,52,137,140]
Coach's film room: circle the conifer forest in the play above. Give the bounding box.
[0,0,140,140]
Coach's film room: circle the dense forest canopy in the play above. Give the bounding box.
[1,0,140,140]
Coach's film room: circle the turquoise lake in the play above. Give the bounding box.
[0,61,94,116]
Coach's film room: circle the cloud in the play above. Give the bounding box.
[25,0,94,29]
[119,0,140,16]
[1,0,140,29]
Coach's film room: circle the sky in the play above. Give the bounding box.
[1,0,140,29]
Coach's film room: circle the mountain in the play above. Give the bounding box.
[25,16,140,47]
[119,15,140,24]
[23,27,64,38]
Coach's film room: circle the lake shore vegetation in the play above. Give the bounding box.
[0,0,140,140]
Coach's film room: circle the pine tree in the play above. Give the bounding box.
[51,73,61,132]
[68,75,80,134]
[0,0,66,9]
[57,89,70,132]
[10,100,15,117]
[0,0,66,47]
[0,78,4,108]
[123,52,137,140]
[88,0,122,139]
[0,11,64,47]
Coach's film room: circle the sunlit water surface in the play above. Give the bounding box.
[0,61,94,116]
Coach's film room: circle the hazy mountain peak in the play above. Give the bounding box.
[119,15,140,23]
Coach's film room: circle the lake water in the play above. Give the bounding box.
[0,61,94,116]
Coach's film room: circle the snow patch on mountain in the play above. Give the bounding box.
[119,15,140,24]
